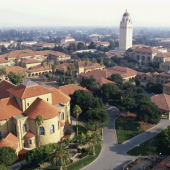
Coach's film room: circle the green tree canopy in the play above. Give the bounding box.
[8,72,22,85]
[0,164,11,170]
[137,101,161,124]
[0,147,16,165]
[134,94,150,105]
[108,74,123,87]
[119,98,136,112]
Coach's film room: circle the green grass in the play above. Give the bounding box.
[72,125,88,143]
[115,119,145,144]
[127,135,158,156]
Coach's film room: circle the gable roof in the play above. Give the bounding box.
[100,77,116,86]
[0,97,22,120]
[5,66,31,75]
[24,130,35,138]
[58,84,93,96]
[151,93,170,111]
[7,82,52,99]
[135,47,158,53]
[0,80,15,99]
[0,133,19,150]
[50,88,71,105]
[24,97,61,120]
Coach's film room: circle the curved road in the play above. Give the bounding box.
[81,106,170,170]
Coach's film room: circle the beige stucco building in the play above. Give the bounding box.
[0,80,71,154]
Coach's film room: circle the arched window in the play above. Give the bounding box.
[40,127,44,135]
[29,140,32,144]
[136,55,140,60]
[142,56,145,60]
[50,125,54,134]
[61,112,64,120]
[58,121,60,130]
[23,124,27,133]
[147,56,150,61]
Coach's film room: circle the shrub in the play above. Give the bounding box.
[82,148,88,153]
[79,152,88,158]
[65,138,71,144]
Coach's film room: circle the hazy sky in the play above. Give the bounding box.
[1,0,170,27]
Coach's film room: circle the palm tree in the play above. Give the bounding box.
[108,60,111,68]
[50,143,71,170]
[90,132,103,156]
[35,114,44,147]
[85,58,89,66]
[62,66,67,82]
[100,57,104,65]
[92,58,97,63]
[73,105,82,146]
[20,57,23,66]
[52,64,57,74]
[67,63,75,77]
[23,71,28,81]
[48,60,54,71]
[41,61,47,71]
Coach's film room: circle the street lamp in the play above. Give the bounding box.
[160,153,161,158]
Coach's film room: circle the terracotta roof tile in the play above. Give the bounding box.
[24,130,35,138]
[0,80,15,99]
[0,97,22,120]
[28,64,52,72]
[7,83,52,99]
[24,97,61,120]
[84,63,105,70]
[0,133,19,150]
[164,82,170,87]
[50,88,71,105]
[0,58,9,63]
[151,94,170,111]
[135,47,158,53]
[60,121,65,127]
[101,78,116,86]
[23,58,41,64]
[5,66,31,75]
[58,84,93,96]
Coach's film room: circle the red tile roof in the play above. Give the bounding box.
[0,133,19,150]
[60,121,65,127]
[135,47,158,53]
[24,131,35,138]
[56,63,69,71]
[29,64,52,73]
[100,78,116,86]
[105,66,137,78]
[151,94,170,111]
[23,58,41,64]
[0,58,9,63]
[84,63,105,70]
[58,84,93,96]
[0,97,22,120]
[152,155,170,170]
[5,66,31,75]
[24,97,61,120]
[50,88,71,105]
[0,80,15,99]
[7,83,52,99]
[164,82,170,87]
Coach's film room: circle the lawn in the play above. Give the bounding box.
[127,135,158,156]
[45,144,101,170]
[115,119,145,144]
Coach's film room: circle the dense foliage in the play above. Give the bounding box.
[137,101,161,124]
[57,76,75,85]
[0,147,16,166]
[7,71,22,85]
[145,82,163,94]
[107,74,123,87]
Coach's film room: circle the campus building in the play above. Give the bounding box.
[0,80,71,154]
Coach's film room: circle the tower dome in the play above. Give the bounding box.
[123,9,130,17]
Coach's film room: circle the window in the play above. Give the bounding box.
[61,112,64,120]
[0,132,1,139]
[50,125,54,134]
[23,124,27,133]
[58,121,60,130]
[27,103,29,106]
[29,140,32,144]
[47,98,48,101]
[14,124,16,132]
[40,127,44,135]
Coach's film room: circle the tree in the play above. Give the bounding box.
[88,42,96,49]
[62,66,67,82]
[50,143,71,170]
[86,108,110,130]
[52,64,57,73]
[8,72,22,85]
[0,147,16,165]
[135,79,140,87]
[67,63,75,77]
[85,58,89,66]
[134,94,150,105]
[89,132,103,156]
[0,67,6,76]
[48,60,54,70]
[35,114,44,147]
[73,105,82,145]
[0,164,11,170]
[92,58,97,63]
[108,60,111,68]
[108,74,123,87]
[137,101,161,124]
[41,60,47,71]
[18,70,27,81]
[100,57,104,65]
[119,98,135,112]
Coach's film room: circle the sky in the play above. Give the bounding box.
[1,0,170,27]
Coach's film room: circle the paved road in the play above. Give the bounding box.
[81,107,170,170]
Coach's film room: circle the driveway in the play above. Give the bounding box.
[81,107,170,170]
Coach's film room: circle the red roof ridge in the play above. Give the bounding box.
[24,130,35,138]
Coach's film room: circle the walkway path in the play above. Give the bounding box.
[81,106,170,170]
